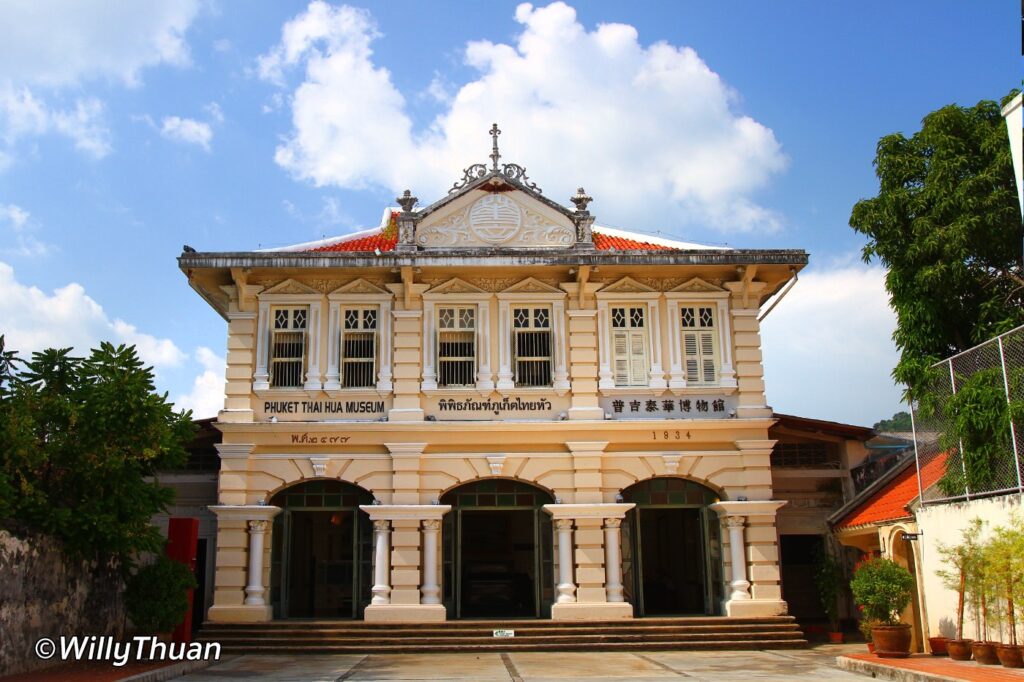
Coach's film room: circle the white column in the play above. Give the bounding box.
[421,301,437,390]
[476,301,494,391]
[665,301,685,389]
[371,519,392,605]
[421,519,441,605]
[552,300,570,393]
[324,302,341,390]
[253,302,270,390]
[377,301,393,392]
[496,300,514,390]
[647,299,667,389]
[244,520,269,606]
[725,516,751,601]
[303,301,323,391]
[597,302,614,390]
[603,518,625,602]
[555,518,577,603]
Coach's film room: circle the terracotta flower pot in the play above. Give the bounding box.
[946,639,973,661]
[928,636,949,655]
[872,624,912,658]
[828,632,845,644]
[996,644,1024,668]
[972,641,1000,665]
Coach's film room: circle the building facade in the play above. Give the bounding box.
[179,131,808,623]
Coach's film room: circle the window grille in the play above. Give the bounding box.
[612,306,648,386]
[341,307,377,388]
[438,306,476,387]
[513,307,552,387]
[771,442,841,468]
[270,307,307,388]
[680,306,717,385]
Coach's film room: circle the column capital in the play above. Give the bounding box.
[565,441,609,455]
[215,443,255,460]
[542,503,635,520]
[385,442,428,457]
[359,504,452,521]
[603,518,622,529]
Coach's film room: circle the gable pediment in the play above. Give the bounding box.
[500,277,564,295]
[670,277,725,294]
[425,277,488,296]
[262,278,320,296]
[415,188,576,249]
[599,276,658,294]
[328,278,390,297]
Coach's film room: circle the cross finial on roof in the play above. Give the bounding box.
[489,123,501,171]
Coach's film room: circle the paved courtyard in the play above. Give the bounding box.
[177,646,875,681]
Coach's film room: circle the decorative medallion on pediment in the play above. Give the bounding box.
[417,194,574,249]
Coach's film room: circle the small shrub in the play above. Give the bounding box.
[850,558,915,626]
[125,556,197,634]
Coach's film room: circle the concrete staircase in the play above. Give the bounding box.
[196,616,808,653]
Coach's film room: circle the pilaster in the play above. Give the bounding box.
[709,500,787,617]
[388,306,426,421]
[565,310,603,419]
[723,281,771,418]
[206,505,282,623]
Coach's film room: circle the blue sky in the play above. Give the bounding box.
[0,1,1018,425]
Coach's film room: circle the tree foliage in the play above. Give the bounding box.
[125,555,197,634]
[850,557,915,626]
[873,411,913,432]
[849,93,1024,395]
[0,336,193,560]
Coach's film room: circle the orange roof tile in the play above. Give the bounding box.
[835,453,948,530]
[310,232,398,253]
[593,232,672,251]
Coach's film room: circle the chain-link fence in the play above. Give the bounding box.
[911,324,1024,505]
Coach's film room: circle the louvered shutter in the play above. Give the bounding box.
[699,331,716,383]
[683,331,700,383]
[612,330,630,385]
[628,331,647,385]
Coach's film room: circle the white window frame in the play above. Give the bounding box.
[325,285,393,394]
[609,305,650,387]
[421,284,492,393]
[340,307,379,389]
[510,304,557,388]
[268,306,308,389]
[596,287,666,393]
[664,291,736,392]
[254,289,323,393]
[435,305,479,388]
[496,289,569,395]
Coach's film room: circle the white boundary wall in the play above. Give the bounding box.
[915,494,1023,640]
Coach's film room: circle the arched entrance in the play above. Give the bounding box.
[269,479,374,619]
[621,477,722,616]
[440,479,554,619]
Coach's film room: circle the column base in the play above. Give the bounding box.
[363,604,447,622]
[722,599,788,617]
[206,604,274,623]
[551,602,634,621]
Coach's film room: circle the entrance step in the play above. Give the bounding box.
[197,616,807,653]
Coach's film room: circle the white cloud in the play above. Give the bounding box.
[260,1,787,233]
[0,261,186,369]
[760,262,904,426]
[0,0,201,163]
[0,203,51,257]
[160,116,213,151]
[203,102,224,123]
[175,346,225,418]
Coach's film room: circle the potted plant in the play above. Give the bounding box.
[968,540,1001,665]
[813,544,844,643]
[935,519,983,661]
[989,519,1024,668]
[858,616,879,653]
[125,555,197,637]
[850,557,915,658]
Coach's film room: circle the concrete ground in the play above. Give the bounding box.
[175,644,875,681]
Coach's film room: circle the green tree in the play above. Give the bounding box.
[0,337,193,560]
[873,411,913,432]
[849,93,1024,395]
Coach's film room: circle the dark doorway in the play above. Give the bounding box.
[441,479,554,619]
[779,535,826,620]
[638,507,705,614]
[621,477,721,617]
[270,480,373,619]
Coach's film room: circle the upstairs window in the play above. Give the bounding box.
[438,306,476,387]
[513,306,552,387]
[341,307,377,388]
[680,305,717,385]
[270,307,307,388]
[611,306,649,386]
